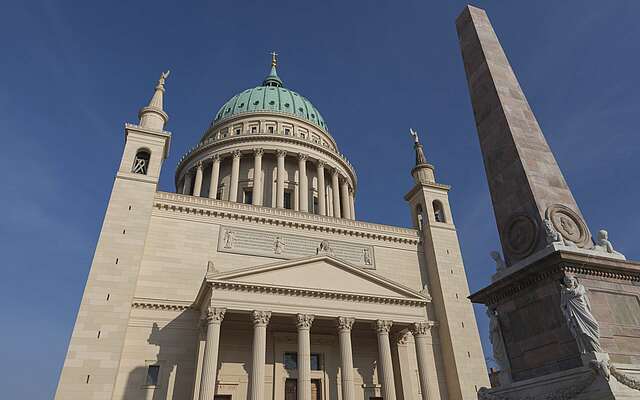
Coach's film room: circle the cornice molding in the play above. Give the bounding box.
[131,298,195,311]
[470,251,640,305]
[153,191,420,245]
[210,280,429,307]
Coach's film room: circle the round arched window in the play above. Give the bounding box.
[132,149,150,175]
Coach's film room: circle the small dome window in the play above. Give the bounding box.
[298,107,304,112]
[253,101,260,105]
[132,149,150,175]
[284,103,290,108]
[269,100,275,105]
[239,103,244,108]
[225,108,231,114]
[311,114,315,118]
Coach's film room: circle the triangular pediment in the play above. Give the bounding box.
[207,255,427,301]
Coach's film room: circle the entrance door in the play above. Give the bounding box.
[284,379,322,400]
[311,379,322,400]
[285,379,297,400]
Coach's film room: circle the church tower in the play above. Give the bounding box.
[55,73,172,400]
[404,131,490,399]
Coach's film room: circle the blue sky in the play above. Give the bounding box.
[1,0,639,398]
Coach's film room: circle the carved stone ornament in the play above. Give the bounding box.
[410,321,432,337]
[251,310,272,326]
[362,248,373,265]
[395,332,411,345]
[543,218,563,246]
[546,204,590,248]
[204,307,226,324]
[296,314,314,329]
[503,214,538,257]
[375,320,393,334]
[336,317,355,331]
[223,229,235,249]
[274,236,285,255]
[316,240,334,256]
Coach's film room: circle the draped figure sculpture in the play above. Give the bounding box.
[487,308,508,371]
[560,275,602,354]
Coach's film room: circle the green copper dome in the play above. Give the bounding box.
[212,60,328,131]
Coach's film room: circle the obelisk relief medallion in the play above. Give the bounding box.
[503,214,538,258]
[546,204,590,248]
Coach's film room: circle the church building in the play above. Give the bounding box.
[55,54,488,400]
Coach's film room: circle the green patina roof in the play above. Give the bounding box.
[212,63,328,131]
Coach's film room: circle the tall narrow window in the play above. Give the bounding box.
[243,189,253,205]
[283,190,293,210]
[312,197,319,214]
[433,200,445,223]
[132,149,150,175]
[145,365,160,386]
[416,204,425,230]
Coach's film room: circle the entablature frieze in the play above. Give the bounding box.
[470,251,640,306]
[153,191,420,245]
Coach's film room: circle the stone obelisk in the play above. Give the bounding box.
[456,5,592,266]
[456,6,640,400]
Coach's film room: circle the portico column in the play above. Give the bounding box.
[298,153,308,212]
[331,169,341,218]
[337,317,356,400]
[252,149,264,206]
[250,311,272,400]
[276,150,287,208]
[193,161,204,197]
[349,188,355,220]
[182,171,193,195]
[375,320,397,400]
[208,155,221,199]
[411,322,437,400]
[198,307,226,400]
[297,314,315,400]
[316,161,326,215]
[340,178,351,219]
[229,150,241,202]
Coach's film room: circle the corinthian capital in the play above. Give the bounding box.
[337,317,355,332]
[410,321,433,337]
[276,149,287,158]
[204,307,226,324]
[298,153,308,162]
[251,310,272,326]
[253,148,264,156]
[232,150,242,159]
[210,154,221,162]
[296,313,315,329]
[375,319,393,334]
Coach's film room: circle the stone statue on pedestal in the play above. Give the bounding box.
[490,251,506,272]
[487,308,508,372]
[560,275,602,354]
[594,229,624,257]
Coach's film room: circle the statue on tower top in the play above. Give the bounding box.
[410,128,420,144]
[157,70,170,90]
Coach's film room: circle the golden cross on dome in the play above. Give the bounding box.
[270,51,278,67]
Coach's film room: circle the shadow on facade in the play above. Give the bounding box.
[121,310,200,400]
